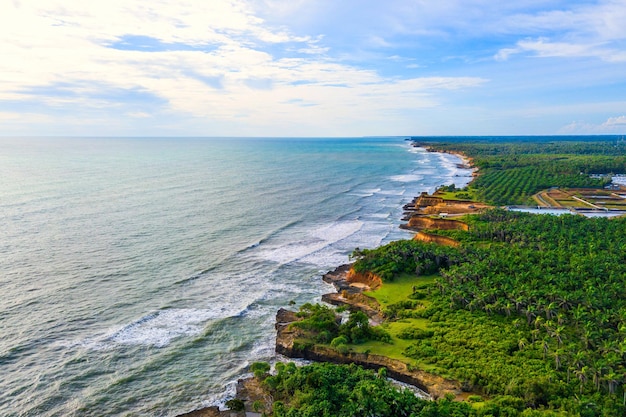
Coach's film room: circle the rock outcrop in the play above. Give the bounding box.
[405,216,469,231]
[320,265,383,324]
[414,192,444,208]
[345,269,382,290]
[413,231,460,247]
[275,310,463,400]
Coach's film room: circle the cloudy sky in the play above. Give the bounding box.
[1,0,626,136]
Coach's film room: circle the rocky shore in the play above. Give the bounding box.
[274,265,466,401]
[178,157,481,416]
[178,259,467,416]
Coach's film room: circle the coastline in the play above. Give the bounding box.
[275,265,467,401]
[418,144,476,177]
[176,146,477,416]
[171,141,623,415]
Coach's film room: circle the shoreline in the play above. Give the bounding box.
[177,139,626,416]
[275,265,469,401]
[417,144,477,178]
[176,147,479,416]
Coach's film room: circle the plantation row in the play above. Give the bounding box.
[416,140,626,205]
[471,165,605,205]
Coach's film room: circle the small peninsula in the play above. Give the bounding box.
[184,137,626,417]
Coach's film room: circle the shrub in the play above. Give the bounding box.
[225,398,245,411]
[250,361,271,379]
[330,335,348,347]
[397,327,435,340]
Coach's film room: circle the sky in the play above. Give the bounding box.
[1,0,626,137]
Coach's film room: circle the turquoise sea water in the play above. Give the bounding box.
[0,137,472,416]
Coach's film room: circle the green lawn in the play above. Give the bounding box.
[364,273,435,306]
[352,319,432,368]
[350,274,436,367]
[434,189,478,201]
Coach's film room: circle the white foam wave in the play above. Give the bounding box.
[248,335,276,359]
[389,174,424,182]
[367,213,391,219]
[310,221,363,241]
[104,307,243,348]
[201,380,239,411]
[298,248,350,267]
[376,189,406,196]
[256,220,363,265]
[349,187,382,197]
[241,304,272,320]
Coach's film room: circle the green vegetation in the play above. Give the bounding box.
[281,210,626,414]
[291,302,391,345]
[436,184,478,201]
[256,138,626,416]
[256,361,478,417]
[351,240,462,281]
[348,210,626,415]
[417,140,626,205]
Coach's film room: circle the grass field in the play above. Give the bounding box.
[348,274,437,366]
[433,188,479,201]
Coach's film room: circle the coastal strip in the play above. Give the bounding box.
[275,264,464,400]
[176,147,477,416]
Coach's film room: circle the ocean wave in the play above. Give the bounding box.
[375,188,406,196]
[108,308,237,347]
[389,173,424,183]
[173,266,218,285]
[237,219,303,254]
[348,187,382,197]
[254,220,363,265]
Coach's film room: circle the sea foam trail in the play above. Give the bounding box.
[104,308,236,348]
[253,220,364,265]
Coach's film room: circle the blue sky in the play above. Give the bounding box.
[1,0,625,136]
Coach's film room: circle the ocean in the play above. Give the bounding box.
[0,137,472,416]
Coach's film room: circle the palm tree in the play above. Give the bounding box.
[530,328,540,343]
[539,338,550,360]
[553,348,565,370]
[605,371,620,395]
[545,301,558,320]
[518,338,528,351]
[575,366,589,393]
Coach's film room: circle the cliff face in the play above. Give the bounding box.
[275,309,462,400]
[345,269,383,290]
[415,192,444,208]
[413,231,460,247]
[320,265,384,324]
[407,217,469,231]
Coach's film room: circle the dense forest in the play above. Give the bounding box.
[348,211,626,416]
[247,361,491,417]
[233,138,626,417]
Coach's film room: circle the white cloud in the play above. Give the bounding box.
[602,115,626,128]
[559,115,626,134]
[3,0,624,136]
[0,0,488,135]
[495,38,626,62]
[494,1,626,62]
[126,111,152,118]
[0,111,54,124]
